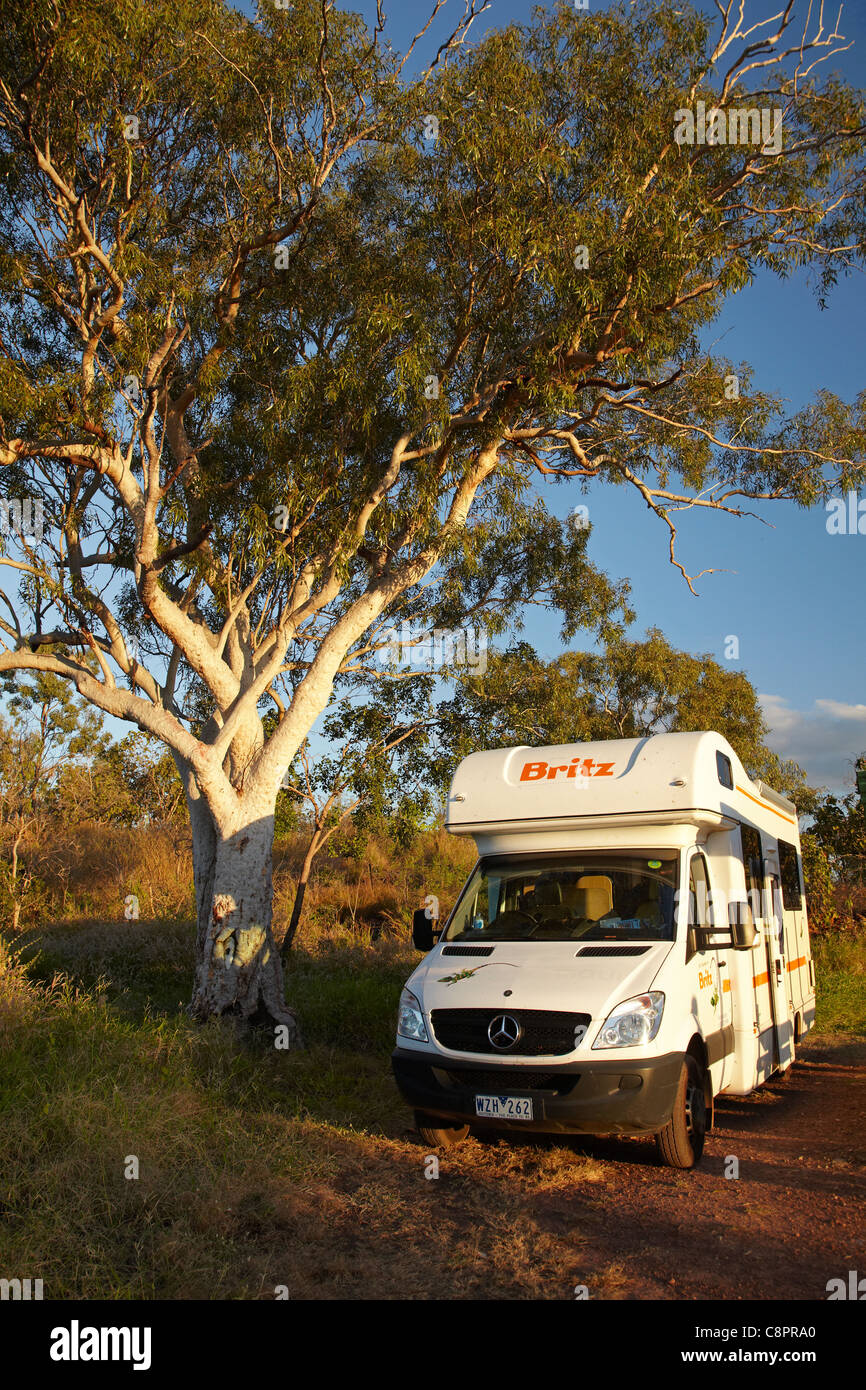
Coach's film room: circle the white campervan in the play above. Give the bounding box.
[392,731,815,1168]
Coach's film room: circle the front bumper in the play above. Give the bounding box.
[391,1046,685,1137]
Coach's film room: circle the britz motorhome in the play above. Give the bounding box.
[392,732,815,1168]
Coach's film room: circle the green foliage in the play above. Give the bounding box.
[433,629,812,804]
[808,780,866,878]
[50,732,185,826]
[800,832,839,932]
[802,770,866,929]
[273,789,302,839]
[1,0,864,757]
[0,667,109,821]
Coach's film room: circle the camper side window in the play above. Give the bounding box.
[778,839,803,911]
[740,825,764,921]
[686,854,713,962]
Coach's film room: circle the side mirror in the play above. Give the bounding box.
[687,923,714,959]
[731,917,757,950]
[729,901,757,950]
[686,923,699,963]
[412,907,437,952]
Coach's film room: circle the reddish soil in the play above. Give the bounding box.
[246,1035,866,1301]
[512,1035,866,1299]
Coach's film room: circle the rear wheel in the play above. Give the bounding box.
[656,1055,709,1169]
[415,1112,470,1147]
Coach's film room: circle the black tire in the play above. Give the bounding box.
[415,1111,470,1147]
[656,1055,709,1169]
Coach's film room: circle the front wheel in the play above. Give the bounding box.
[656,1055,709,1169]
[415,1112,470,1147]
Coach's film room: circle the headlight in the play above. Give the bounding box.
[397,987,428,1043]
[592,992,665,1049]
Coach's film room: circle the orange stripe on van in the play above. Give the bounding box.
[735,783,797,826]
[752,971,769,987]
[787,956,807,972]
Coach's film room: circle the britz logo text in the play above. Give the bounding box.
[520,758,615,782]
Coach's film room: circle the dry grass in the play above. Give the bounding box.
[0,930,613,1300]
[4,821,475,949]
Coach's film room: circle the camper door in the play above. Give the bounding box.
[686,850,733,1089]
[742,826,791,1076]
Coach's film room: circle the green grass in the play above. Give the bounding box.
[0,925,418,1298]
[18,917,415,1051]
[812,927,866,1035]
[12,919,418,1130]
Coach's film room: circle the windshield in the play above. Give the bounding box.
[444,852,679,943]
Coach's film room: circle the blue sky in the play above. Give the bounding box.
[322,0,866,795]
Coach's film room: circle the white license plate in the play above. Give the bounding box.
[474,1094,534,1120]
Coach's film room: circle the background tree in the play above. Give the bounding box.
[0,666,107,927]
[803,758,866,927]
[434,629,814,806]
[1,0,864,1031]
[53,731,186,827]
[279,670,440,951]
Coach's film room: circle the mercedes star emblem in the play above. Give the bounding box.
[488,1014,521,1050]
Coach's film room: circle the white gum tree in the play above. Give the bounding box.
[1,0,864,1033]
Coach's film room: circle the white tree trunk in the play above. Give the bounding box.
[179,766,301,1041]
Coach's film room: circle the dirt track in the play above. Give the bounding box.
[483,1035,866,1300]
[247,1035,866,1300]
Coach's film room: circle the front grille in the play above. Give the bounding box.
[577,945,650,957]
[442,1068,577,1094]
[431,1008,591,1056]
[441,945,495,957]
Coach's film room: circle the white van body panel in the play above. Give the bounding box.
[445,732,789,839]
[403,940,675,1049]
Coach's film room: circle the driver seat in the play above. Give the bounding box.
[527,877,568,919]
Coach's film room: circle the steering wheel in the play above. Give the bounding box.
[494,908,538,928]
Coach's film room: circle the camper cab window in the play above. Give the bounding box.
[444,851,679,943]
[686,852,732,959]
[688,854,713,930]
